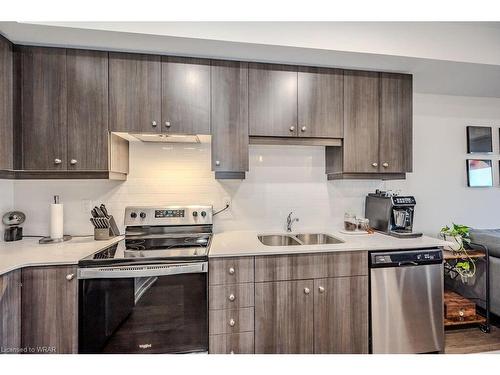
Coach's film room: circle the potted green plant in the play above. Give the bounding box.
[440,223,471,252]
[440,223,476,281]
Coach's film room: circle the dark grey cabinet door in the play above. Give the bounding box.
[21,266,78,354]
[255,280,314,354]
[343,71,379,173]
[162,56,210,135]
[314,276,368,354]
[109,52,161,133]
[21,47,67,170]
[379,73,413,173]
[249,63,298,137]
[0,36,13,171]
[0,270,21,352]
[67,49,109,171]
[211,60,248,174]
[298,67,343,138]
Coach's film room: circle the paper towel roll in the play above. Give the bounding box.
[50,203,64,240]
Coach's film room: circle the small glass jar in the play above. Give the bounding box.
[357,218,370,232]
[344,213,357,231]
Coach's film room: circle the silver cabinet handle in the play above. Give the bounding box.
[228,267,235,275]
[304,287,310,295]
[54,158,62,165]
[152,121,157,127]
[215,161,221,166]
[229,350,235,354]
[66,273,75,281]
[165,121,171,128]
[318,286,325,294]
[289,126,295,132]
[382,162,389,168]
[372,162,378,167]
[70,159,77,165]
[228,294,236,302]
[229,318,236,327]
[301,126,307,132]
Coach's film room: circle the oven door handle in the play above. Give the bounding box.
[78,261,207,279]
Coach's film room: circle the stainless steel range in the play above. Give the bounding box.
[78,205,212,354]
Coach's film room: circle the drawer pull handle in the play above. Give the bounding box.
[66,273,75,281]
[229,318,236,327]
[228,267,235,275]
[230,350,235,354]
[318,286,325,293]
[304,287,310,295]
[228,294,236,302]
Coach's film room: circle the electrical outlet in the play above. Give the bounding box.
[223,196,231,209]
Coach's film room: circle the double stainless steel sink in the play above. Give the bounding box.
[258,233,344,246]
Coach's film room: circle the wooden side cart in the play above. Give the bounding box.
[443,243,490,333]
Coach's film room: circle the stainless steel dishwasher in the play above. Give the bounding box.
[370,248,444,354]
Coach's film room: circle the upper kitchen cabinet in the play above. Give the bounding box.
[211,60,249,179]
[13,46,128,179]
[379,73,413,173]
[67,49,109,171]
[20,46,67,170]
[325,71,413,180]
[109,52,161,133]
[0,35,13,171]
[249,63,298,137]
[342,70,380,174]
[162,56,210,134]
[298,67,343,138]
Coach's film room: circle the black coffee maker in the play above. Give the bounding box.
[2,211,25,241]
[365,190,422,238]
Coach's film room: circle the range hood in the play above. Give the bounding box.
[131,133,201,143]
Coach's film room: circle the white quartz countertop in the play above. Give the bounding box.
[0,236,123,276]
[209,230,450,257]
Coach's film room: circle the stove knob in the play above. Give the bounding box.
[140,212,146,219]
[192,211,198,217]
[201,211,206,217]
[130,212,137,218]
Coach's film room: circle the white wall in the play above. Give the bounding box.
[0,180,14,241]
[386,93,500,235]
[11,93,500,238]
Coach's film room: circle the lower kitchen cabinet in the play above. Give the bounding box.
[254,279,314,354]
[209,332,254,354]
[314,276,369,354]
[0,270,22,353]
[21,266,78,354]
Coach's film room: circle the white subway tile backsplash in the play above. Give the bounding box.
[12,140,380,236]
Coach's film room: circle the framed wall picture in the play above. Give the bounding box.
[466,126,493,153]
[466,159,493,187]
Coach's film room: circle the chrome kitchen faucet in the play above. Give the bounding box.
[286,212,299,232]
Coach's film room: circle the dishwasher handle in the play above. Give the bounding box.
[398,261,419,267]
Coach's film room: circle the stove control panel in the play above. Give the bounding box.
[125,205,212,226]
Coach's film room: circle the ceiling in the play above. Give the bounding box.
[1,22,500,98]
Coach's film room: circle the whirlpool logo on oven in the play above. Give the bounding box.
[139,343,152,349]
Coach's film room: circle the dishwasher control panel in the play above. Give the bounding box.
[370,248,443,267]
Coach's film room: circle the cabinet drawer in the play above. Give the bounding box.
[209,307,254,335]
[209,257,254,285]
[209,332,254,354]
[255,251,367,282]
[209,283,254,310]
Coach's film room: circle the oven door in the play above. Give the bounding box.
[78,262,207,354]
